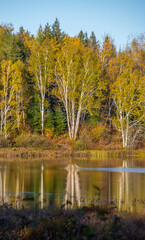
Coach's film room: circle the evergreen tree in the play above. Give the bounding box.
[45,108,55,130]
[0,24,21,62]
[37,25,45,44]
[26,94,41,133]
[100,35,117,127]
[43,23,52,40]
[89,31,99,51]
[84,32,89,46]
[16,26,31,63]
[78,30,85,43]
[54,109,67,135]
[78,31,90,46]
[52,18,63,42]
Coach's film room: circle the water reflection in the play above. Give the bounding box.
[0,166,6,202]
[40,164,44,209]
[118,161,129,210]
[64,164,80,208]
[0,158,145,212]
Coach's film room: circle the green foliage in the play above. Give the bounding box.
[78,30,85,43]
[86,110,100,126]
[26,96,41,133]
[90,31,97,48]
[54,109,67,135]
[16,26,31,62]
[45,108,55,129]
[43,23,52,40]
[51,18,64,42]
[0,24,21,62]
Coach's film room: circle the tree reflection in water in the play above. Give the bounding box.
[118,160,129,211]
[64,164,81,208]
[0,166,6,203]
[0,159,144,212]
[40,164,44,209]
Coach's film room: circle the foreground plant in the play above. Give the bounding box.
[0,204,145,239]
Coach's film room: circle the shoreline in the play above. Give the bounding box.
[0,148,144,160]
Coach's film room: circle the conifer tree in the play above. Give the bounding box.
[0,24,21,62]
[78,30,85,43]
[43,23,52,40]
[100,35,116,127]
[52,18,63,42]
[54,109,67,135]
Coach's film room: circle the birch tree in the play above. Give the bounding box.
[29,39,56,134]
[0,60,23,138]
[111,51,145,148]
[13,60,25,132]
[55,37,101,139]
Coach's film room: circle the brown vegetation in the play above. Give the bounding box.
[0,204,145,239]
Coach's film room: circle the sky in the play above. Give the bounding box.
[0,0,145,49]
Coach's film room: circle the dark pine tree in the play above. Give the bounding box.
[37,25,45,44]
[43,23,52,40]
[0,24,21,62]
[52,18,63,42]
[78,30,85,43]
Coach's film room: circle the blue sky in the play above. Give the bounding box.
[0,0,144,49]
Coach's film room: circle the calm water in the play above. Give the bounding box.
[0,155,145,212]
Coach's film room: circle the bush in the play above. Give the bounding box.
[0,134,11,148]
[14,133,50,149]
[73,122,112,150]
[73,123,94,150]
[73,139,88,150]
[91,123,109,142]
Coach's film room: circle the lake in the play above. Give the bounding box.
[0,153,145,213]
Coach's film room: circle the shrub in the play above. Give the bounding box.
[0,134,11,148]
[73,123,94,150]
[73,139,88,150]
[91,123,109,141]
[14,133,50,149]
[73,122,111,150]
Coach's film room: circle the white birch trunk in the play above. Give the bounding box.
[41,98,44,135]
[1,106,3,134]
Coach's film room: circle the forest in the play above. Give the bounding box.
[0,18,144,150]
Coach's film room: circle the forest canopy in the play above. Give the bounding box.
[0,19,144,149]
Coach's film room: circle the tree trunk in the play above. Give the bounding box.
[41,99,44,135]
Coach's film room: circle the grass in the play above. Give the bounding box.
[0,203,145,239]
[0,147,144,160]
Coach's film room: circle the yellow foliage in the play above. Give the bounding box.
[44,128,54,139]
[91,123,108,140]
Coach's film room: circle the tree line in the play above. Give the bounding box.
[0,18,144,148]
